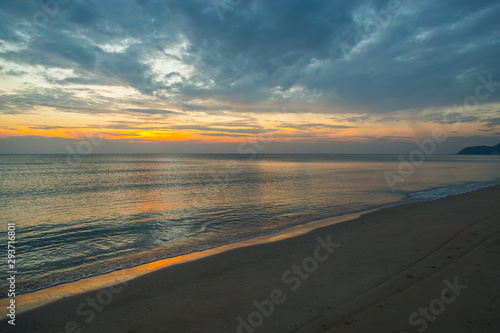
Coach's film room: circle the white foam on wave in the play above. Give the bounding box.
[409,179,500,201]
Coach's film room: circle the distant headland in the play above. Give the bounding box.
[457,143,500,155]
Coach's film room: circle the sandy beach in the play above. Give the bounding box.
[3,0,500,332]
[2,185,500,333]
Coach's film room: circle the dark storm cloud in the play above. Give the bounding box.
[1,0,499,113]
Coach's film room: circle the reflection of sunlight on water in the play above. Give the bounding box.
[1,154,499,297]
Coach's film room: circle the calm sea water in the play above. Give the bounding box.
[1,154,499,295]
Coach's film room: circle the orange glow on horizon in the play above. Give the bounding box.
[0,118,490,145]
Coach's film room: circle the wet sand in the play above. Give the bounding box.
[2,185,499,332]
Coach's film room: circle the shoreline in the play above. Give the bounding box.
[0,210,367,320]
[2,184,500,332]
[4,178,499,306]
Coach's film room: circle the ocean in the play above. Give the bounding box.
[1,154,499,296]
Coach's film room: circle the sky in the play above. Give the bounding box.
[0,0,499,154]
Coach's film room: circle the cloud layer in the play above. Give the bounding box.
[0,0,499,152]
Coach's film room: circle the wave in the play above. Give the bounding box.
[409,179,500,201]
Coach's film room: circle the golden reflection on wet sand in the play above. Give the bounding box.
[0,211,365,319]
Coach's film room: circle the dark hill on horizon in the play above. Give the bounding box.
[457,142,500,155]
